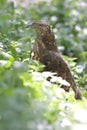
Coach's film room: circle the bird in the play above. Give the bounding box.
[26,20,82,100]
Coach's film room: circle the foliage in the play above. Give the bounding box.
[0,0,87,130]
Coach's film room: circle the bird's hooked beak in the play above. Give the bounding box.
[26,23,33,28]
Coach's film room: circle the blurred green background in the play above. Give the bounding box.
[0,0,87,130]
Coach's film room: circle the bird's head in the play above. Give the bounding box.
[26,21,51,36]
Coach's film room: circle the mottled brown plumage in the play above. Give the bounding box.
[27,20,82,99]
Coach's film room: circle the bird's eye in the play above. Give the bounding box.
[39,24,42,27]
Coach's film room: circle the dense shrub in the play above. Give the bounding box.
[0,0,87,130]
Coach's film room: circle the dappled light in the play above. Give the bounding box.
[0,0,87,130]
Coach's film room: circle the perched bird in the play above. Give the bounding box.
[27,20,82,99]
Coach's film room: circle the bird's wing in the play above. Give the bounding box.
[40,50,82,99]
[40,50,68,75]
